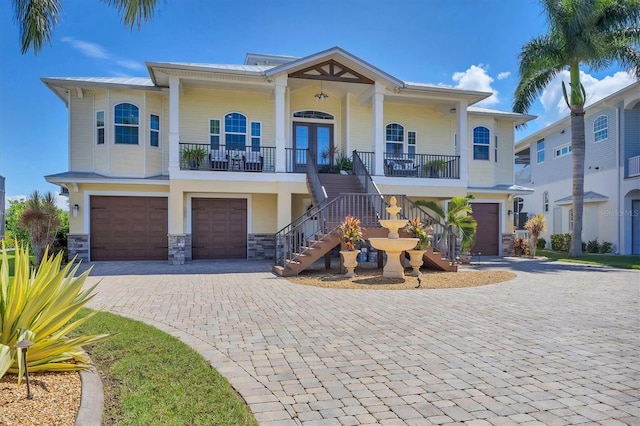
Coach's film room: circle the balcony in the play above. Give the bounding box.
[179,144,460,179]
[180,143,275,172]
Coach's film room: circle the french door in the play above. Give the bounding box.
[293,122,333,172]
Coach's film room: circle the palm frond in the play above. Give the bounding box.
[12,0,62,54]
[101,0,161,29]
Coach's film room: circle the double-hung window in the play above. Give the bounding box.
[150,114,160,147]
[225,112,247,151]
[536,139,545,163]
[250,122,261,152]
[543,191,549,213]
[210,119,221,149]
[408,131,417,158]
[114,103,139,145]
[96,111,105,145]
[473,126,490,160]
[386,123,404,157]
[594,115,608,142]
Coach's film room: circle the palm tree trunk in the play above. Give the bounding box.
[569,106,585,257]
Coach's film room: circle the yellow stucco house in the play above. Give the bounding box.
[43,47,534,271]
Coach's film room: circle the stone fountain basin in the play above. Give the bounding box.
[377,219,410,230]
[369,237,418,252]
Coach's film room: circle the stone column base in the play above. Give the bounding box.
[502,233,515,256]
[248,234,275,259]
[67,234,89,263]
[168,234,187,265]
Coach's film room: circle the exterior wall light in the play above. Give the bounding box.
[73,204,79,217]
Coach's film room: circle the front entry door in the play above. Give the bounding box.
[293,122,333,172]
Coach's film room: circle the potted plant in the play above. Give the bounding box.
[423,159,447,177]
[335,151,353,174]
[181,146,207,169]
[403,218,433,275]
[338,215,364,277]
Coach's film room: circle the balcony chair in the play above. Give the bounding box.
[243,151,264,172]
[210,148,228,170]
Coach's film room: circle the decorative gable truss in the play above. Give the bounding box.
[288,60,374,84]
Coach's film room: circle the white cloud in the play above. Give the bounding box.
[538,70,637,122]
[61,37,144,74]
[497,71,511,80]
[61,37,109,59]
[451,64,500,107]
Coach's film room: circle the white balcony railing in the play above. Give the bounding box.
[629,155,640,178]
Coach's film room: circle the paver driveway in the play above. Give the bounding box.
[84,258,639,425]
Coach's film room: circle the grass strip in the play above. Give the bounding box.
[538,250,640,269]
[73,309,257,426]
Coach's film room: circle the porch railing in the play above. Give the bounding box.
[629,155,640,178]
[383,152,460,179]
[179,143,275,172]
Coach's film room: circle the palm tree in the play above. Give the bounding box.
[11,0,161,54]
[513,0,640,257]
[18,191,62,264]
[415,195,477,260]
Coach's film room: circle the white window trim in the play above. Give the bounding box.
[149,113,160,148]
[224,111,248,149]
[209,118,221,148]
[96,110,105,145]
[594,115,608,142]
[472,126,491,161]
[385,122,405,157]
[250,120,262,151]
[554,144,572,158]
[113,102,140,145]
[536,139,545,164]
[407,130,417,157]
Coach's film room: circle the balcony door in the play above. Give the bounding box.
[293,122,333,172]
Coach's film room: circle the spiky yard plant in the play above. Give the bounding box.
[0,242,111,382]
[525,213,547,257]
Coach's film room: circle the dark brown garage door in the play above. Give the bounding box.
[471,203,499,256]
[192,198,247,259]
[90,196,168,261]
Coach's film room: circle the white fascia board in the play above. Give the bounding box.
[146,62,267,86]
[45,175,170,187]
[265,46,404,88]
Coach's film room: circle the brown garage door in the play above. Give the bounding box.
[192,198,247,259]
[90,196,168,261]
[471,203,499,256]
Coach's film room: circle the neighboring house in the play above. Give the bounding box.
[42,46,534,268]
[515,81,640,255]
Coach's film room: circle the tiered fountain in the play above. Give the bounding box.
[368,196,418,278]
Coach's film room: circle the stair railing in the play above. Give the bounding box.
[352,150,385,221]
[306,150,327,206]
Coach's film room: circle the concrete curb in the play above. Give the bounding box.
[74,363,103,426]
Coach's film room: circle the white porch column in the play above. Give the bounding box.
[275,75,287,173]
[168,76,181,173]
[456,100,469,183]
[373,82,385,176]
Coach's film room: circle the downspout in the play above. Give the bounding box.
[616,104,621,254]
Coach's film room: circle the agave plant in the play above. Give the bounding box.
[0,242,111,382]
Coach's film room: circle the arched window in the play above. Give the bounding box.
[225,112,247,150]
[386,123,404,157]
[293,111,334,120]
[473,126,490,160]
[594,115,608,142]
[543,191,549,213]
[114,103,139,144]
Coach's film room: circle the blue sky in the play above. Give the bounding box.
[1,0,635,208]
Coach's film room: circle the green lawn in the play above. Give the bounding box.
[73,309,257,426]
[538,249,640,269]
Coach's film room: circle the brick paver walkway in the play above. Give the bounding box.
[84,258,639,425]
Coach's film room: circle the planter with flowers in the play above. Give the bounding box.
[338,215,364,277]
[404,218,433,276]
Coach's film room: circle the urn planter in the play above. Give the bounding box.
[407,249,426,276]
[340,250,360,277]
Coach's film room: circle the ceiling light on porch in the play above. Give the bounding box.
[314,80,328,102]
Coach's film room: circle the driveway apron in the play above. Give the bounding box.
[84,259,639,425]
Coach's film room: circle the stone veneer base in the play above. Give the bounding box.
[67,234,89,263]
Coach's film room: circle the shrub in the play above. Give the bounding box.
[0,243,111,381]
[513,237,530,257]
[599,241,613,253]
[586,239,600,253]
[550,233,572,252]
[536,237,547,250]
[339,215,364,251]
